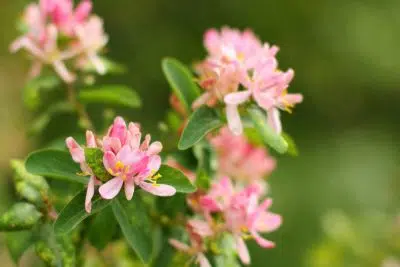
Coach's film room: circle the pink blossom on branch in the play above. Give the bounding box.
[199,177,282,265]
[193,27,303,135]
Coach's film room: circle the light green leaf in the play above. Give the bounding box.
[0,203,42,231]
[54,189,110,235]
[178,106,223,150]
[247,107,288,154]
[25,149,89,184]
[282,132,299,156]
[111,195,152,263]
[88,206,117,250]
[162,57,200,112]
[157,165,196,193]
[6,231,34,263]
[78,85,141,108]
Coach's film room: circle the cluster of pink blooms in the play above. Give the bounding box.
[193,27,303,135]
[66,117,176,213]
[10,0,108,83]
[209,126,276,184]
[170,177,281,266]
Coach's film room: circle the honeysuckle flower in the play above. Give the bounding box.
[66,130,99,213]
[169,220,212,267]
[193,27,303,135]
[210,127,275,183]
[199,177,281,265]
[99,117,175,200]
[10,0,107,81]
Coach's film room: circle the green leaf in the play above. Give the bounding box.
[282,132,299,156]
[157,165,196,193]
[178,106,223,150]
[23,75,61,110]
[0,203,42,231]
[88,206,117,250]
[162,58,200,112]
[11,159,49,206]
[29,102,74,136]
[6,231,34,263]
[54,189,110,235]
[78,85,141,108]
[25,149,89,184]
[213,234,241,267]
[84,148,112,182]
[247,107,288,154]
[111,195,152,263]
[35,224,76,267]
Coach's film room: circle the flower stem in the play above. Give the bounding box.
[67,83,94,130]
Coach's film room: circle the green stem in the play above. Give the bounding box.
[67,83,94,130]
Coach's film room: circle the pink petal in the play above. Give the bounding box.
[140,134,151,151]
[192,92,211,109]
[147,141,162,156]
[148,155,161,172]
[283,93,303,106]
[88,52,106,75]
[188,219,213,237]
[128,122,141,149]
[226,104,243,135]
[86,130,96,148]
[224,91,251,105]
[267,108,282,134]
[124,178,135,200]
[197,253,211,267]
[199,196,221,212]
[117,145,139,165]
[254,212,282,233]
[85,176,96,213]
[109,117,127,143]
[103,151,118,174]
[251,230,275,248]
[235,236,250,265]
[74,0,92,22]
[168,239,190,252]
[139,182,176,197]
[102,137,121,154]
[99,177,123,199]
[65,137,84,163]
[53,60,75,83]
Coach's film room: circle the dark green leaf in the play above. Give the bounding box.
[0,203,42,231]
[157,165,196,193]
[78,85,141,108]
[54,189,110,235]
[111,195,152,263]
[25,149,89,184]
[247,107,288,154]
[6,231,34,263]
[84,148,112,182]
[29,102,74,135]
[178,106,223,150]
[162,58,200,112]
[88,206,117,250]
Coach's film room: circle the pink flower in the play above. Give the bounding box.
[210,127,276,183]
[193,27,303,135]
[99,117,175,200]
[200,177,282,265]
[169,220,212,267]
[66,130,99,213]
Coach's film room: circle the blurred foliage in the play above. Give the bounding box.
[1,0,399,266]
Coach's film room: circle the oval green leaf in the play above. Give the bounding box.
[78,85,141,108]
[178,106,223,150]
[6,231,33,264]
[87,206,117,250]
[0,203,42,231]
[54,189,110,235]
[157,164,196,193]
[162,57,200,112]
[25,149,89,184]
[247,107,288,154]
[111,195,152,263]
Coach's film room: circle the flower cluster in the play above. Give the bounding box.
[10,0,108,83]
[209,126,276,184]
[66,117,176,213]
[170,177,281,266]
[193,27,303,135]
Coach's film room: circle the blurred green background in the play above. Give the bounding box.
[0,0,399,266]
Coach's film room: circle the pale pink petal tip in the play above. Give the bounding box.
[99,177,123,199]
